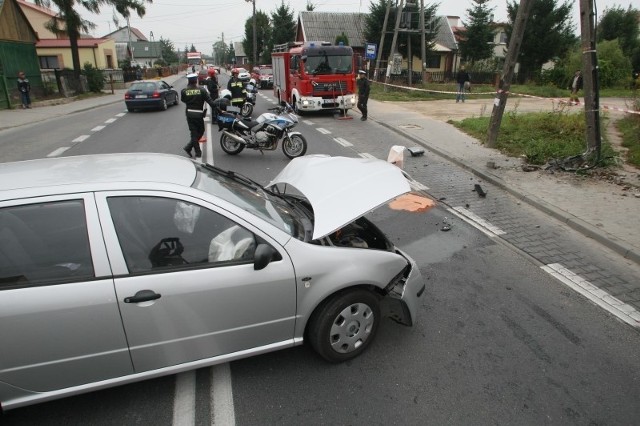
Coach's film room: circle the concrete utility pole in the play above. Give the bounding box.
[486,0,533,148]
[579,0,602,161]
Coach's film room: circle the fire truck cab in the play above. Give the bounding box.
[272,41,358,114]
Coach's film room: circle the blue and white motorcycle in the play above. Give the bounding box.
[216,102,307,159]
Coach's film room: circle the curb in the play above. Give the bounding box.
[373,116,640,266]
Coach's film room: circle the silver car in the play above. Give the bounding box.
[0,153,424,410]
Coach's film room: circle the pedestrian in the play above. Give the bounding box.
[569,70,583,104]
[357,69,370,121]
[17,71,32,109]
[180,73,219,158]
[456,67,470,103]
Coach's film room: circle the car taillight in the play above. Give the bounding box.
[152,91,161,98]
[124,93,131,99]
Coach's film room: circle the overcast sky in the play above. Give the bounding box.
[76,0,634,55]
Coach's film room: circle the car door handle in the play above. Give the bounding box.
[124,290,161,303]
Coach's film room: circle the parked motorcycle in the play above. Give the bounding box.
[241,79,258,117]
[215,102,307,159]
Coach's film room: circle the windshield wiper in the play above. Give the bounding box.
[201,164,263,190]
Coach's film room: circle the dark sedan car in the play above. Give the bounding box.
[124,80,179,112]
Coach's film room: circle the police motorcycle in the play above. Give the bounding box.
[215,90,307,159]
[241,78,258,117]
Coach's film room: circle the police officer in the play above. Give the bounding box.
[356,69,370,121]
[181,73,218,158]
[227,68,246,109]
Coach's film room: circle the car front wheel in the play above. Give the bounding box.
[160,98,168,111]
[307,289,380,362]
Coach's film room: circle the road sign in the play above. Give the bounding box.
[365,43,377,60]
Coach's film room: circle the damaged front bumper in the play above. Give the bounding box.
[381,249,425,326]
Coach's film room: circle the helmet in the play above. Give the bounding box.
[207,68,216,78]
[220,89,232,100]
[231,68,239,76]
[249,78,256,85]
[186,73,198,83]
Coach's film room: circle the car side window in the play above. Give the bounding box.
[108,196,256,274]
[0,200,94,288]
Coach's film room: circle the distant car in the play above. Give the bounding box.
[198,68,209,85]
[124,80,179,112]
[237,67,251,82]
[257,65,273,89]
[0,153,425,411]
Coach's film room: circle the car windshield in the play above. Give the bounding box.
[260,69,272,75]
[304,54,352,75]
[193,165,307,239]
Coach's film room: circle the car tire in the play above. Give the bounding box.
[160,98,168,111]
[173,93,179,106]
[307,289,380,362]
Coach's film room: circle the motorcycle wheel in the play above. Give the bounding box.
[220,133,245,155]
[282,134,307,159]
[241,103,253,117]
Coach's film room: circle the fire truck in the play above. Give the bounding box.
[272,41,359,114]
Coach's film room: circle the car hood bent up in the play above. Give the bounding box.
[268,155,411,240]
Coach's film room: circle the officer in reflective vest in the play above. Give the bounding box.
[227,68,246,109]
[181,73,218,158]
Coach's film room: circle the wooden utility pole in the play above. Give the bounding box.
[486,0,533,148]
[579,0,602,160]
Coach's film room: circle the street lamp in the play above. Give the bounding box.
[245,0,257,66]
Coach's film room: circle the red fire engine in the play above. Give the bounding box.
[272,41,359,114]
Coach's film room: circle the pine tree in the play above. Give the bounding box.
[458,0,495,65]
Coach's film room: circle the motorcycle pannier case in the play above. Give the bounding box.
[216,113,235,130]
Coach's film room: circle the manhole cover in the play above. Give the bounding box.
[399,124,423,129]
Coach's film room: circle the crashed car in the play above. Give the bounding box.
[0,153,424,410]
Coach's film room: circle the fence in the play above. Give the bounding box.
[372,68,505,86]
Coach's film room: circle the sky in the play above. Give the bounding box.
[74,0,635,55]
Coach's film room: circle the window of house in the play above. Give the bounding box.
[426,55,441,69]
[499,32,508,44]
[39,56,60,69]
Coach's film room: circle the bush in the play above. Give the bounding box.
[83,63,105,93]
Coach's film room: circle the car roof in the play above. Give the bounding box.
[0,153,197,193]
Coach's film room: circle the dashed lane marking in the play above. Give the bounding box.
[172,371,196,426]
[333,137,353,147]
[211,363,236,425]
[72,135,90,143]
[316,128,331,134]
[91,126,106,132]
[105,118,117,123]
[303,120,315,125]
[47,147,70,157]
[116,113,126,117]
[448,206,506,237]
[359,153,377,159]
[542,263,640,328]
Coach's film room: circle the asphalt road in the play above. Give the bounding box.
[1,84,639,425]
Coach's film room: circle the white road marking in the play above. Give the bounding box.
[105,118,117,123]
[316,128,331,134]
[303,120,315,125]
[410,180,430,191]
[172,371,196,426]
[116,113,126,117]
[91,126,106,132]
[542,263,640,328]
[211,363,235,425]
[205,105,213,166]
[72,135,90,143]
[359,153,377,159]
[333,137,353,147]
[447,207,506,237]
[47,147,70,157]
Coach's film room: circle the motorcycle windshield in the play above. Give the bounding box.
[267,155,411,240]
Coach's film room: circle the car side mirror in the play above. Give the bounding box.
[253,243,278,270]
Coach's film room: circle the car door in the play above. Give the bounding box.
[96,191,297,373]
[0,195,133,393]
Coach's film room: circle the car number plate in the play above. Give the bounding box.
[136,94,147,99]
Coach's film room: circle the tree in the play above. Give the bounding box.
[243,11,271,65]
[364,0,439,61]
[159,37,179,64]
[189,44,197,53]
[271,2,296,47]
[506,0,576,83]
[335,32,349,46]
[597,5,640,72]
[458,0,495,65]
[306,1,315,11]
[35,0,150,91]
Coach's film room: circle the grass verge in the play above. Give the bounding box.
[451,111,618,167]
[617,114,640,168]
